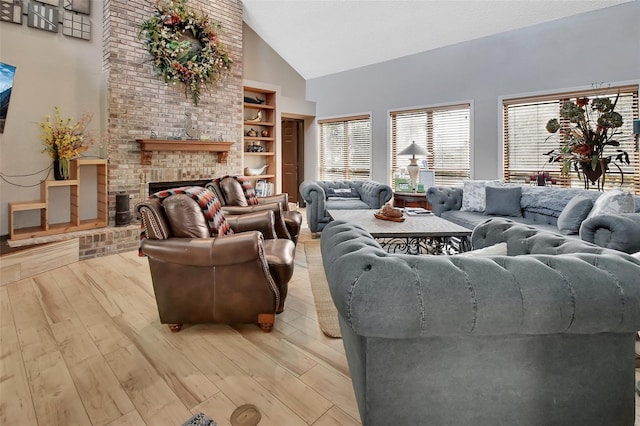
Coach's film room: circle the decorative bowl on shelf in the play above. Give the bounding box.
[245,165,268,176]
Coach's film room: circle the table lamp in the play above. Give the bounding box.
[398,141,430,192]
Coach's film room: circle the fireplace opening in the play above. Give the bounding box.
[148,179,211,195]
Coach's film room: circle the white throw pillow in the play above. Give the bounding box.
[460,180,503,212]
[586,189,635,219]
[456,242,507,257]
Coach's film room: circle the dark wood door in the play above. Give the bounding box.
[282,119,303,205]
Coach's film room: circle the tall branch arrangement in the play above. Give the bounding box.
[545,91,629,176]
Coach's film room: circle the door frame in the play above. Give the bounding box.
[281,117,305,206]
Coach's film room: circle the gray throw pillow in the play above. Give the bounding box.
[484,186,522,217]
[557,195,593,235]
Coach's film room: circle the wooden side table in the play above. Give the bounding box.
[393,191,431,210]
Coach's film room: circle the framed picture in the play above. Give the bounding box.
[0,62,16,133]
[64,0,90,15]
[0,0,23,24]
[419,170,435,190]
[27,2,59,33]
[63,11,90,40]
[395,178,410,192]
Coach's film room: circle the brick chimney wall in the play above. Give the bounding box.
[103,0,243,222]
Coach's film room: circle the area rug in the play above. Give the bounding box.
[304,240,342,338]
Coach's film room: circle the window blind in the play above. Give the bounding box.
[318,115,371,180]
[391,104,470,187]
[503,85,639,193]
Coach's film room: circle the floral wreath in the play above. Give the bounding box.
[139,0,232,105]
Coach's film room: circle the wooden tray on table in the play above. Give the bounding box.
[374,212,406,222]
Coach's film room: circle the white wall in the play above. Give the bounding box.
[306,2,640,184]
[0,1,105,235]
[243,23,307,101]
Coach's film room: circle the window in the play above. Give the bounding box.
[390,104,470,187]
[318,114,371,180]
[503,85,639,193]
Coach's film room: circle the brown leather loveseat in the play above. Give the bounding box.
[136,192,295,332]
[207,176,303,244]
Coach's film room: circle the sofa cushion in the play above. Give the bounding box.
[457,242,507,257]
[326,199,370,210]
[326,187,360,199]
[557,195,593,235]
[484,186,522,217]
[460,180,501,212]
[220,177,248,207]
[587,189,635,218]
[162,194,212,238]
[441,210,489,229]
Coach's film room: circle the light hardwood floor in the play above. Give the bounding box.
[0,227,362,426]
[2,226,640,425]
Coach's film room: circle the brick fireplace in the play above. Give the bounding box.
[3,0,245,260]
[104,0,244,222]
[41,0,247,259]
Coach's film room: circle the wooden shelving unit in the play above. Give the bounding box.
[8,158,108,240]
[244,86,277,192]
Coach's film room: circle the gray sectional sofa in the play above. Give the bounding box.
[299,180,392,236]
[427,185,640,253]
[321,218,640,426]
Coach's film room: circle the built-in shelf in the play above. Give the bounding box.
[244,103,275,110]
[245,136,275,142]
[245,152,275,157]
[244,85,277,192]
[136,139,234,165]
[244,174,276,180]
[244,121,275,127]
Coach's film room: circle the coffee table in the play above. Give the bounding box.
[328,209,472,255]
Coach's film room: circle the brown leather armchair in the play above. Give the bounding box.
[207,176,303,244]
[136,193,295,332]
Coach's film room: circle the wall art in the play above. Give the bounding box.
[63,10,89,40]
[63,0,89,15]
[0,62,17,133]
[0,0,22,24]
[27,2,58,32]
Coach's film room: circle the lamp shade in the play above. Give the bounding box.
[398,141,430,158]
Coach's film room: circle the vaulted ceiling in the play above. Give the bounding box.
[242,0,632,80]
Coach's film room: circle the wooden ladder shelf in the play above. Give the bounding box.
[8,158,108,241]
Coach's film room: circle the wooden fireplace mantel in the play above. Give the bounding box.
[136,139,234,165]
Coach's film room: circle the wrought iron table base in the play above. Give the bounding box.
[378,236,471,255]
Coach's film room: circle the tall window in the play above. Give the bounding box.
[503,85,639,193]
[318,114,371,180]
[390,104,470,187]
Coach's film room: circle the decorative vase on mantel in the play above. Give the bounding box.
[53,157,70,180]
